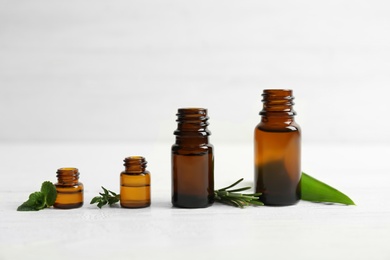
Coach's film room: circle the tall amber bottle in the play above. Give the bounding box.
[54,168,84,209]
[254,89,301,206]
[172,108,214,208]
[120,156,151,208]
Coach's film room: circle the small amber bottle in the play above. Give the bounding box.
[120,156,151,208]
[254,89,301,206]
[54,167,84,209]
[172,108,214,208]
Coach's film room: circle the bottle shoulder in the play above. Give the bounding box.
[172,143,213,155]
[121,170,150,176]
[172,142,213,148]
[255,121,301,133]
[55,182,83,186]
[55,182,83,190]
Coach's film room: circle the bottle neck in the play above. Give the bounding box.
[174,108,211,138]
[175,136,209,146]
[56,168,80,185]
[260,89,296,122]
[123,156,147,173]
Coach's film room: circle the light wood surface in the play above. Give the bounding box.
[0,142,389,259]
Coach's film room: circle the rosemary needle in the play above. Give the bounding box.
[214,178,263,208]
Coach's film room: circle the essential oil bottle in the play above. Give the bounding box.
[171,108,214,208]
[254,89,301,206]
[120,156,151,208]
[54,167,84,209]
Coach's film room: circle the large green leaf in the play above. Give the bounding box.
[301,172,355,205]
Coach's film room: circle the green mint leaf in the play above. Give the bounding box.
[17,181,58,212]
[97,201,106,208]
[102,186,109,196]
[109,190,118,196]
[301,172,355,205]
[90,196,101,204]
[17,201,39,211]
[107,196,120,205]
[29,192,46,210]
[92,187,120,208]
[17,192,46,211]
[40,181,57,207]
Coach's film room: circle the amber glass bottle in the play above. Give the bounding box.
[172,108,214,208]
[120,156,151,208]
[254,89,301,206]
[54,168,84,209]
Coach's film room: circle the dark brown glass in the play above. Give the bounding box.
[172,108,214,208]
[120,156,151,208]
[254,89,301,206]
[54,168,84,209]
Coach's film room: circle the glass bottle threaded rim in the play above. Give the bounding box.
[56,167,80,185]
[260,89,296,117]
[174,107,211,137]
[123,156,147,173]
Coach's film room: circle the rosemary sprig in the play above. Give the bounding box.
[214,178,263,208]
[90,186,120,208]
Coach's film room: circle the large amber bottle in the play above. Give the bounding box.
[172,108,214,208]
[254,89,301,206]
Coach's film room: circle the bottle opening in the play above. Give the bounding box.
[262,89,293,99]
[177,108,208,118]
[57,167,79,173]
[125,156,145,160]
[178,107,207,112]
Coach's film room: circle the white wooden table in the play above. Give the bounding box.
[0,142,389,260]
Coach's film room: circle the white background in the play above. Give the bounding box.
[1,1,390,260]
[1,0,390,144]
